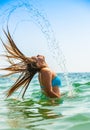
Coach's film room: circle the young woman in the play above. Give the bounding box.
[0,28,61,99]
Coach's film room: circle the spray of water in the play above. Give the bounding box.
[0,0,74,96]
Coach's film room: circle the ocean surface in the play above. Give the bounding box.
[0,72,90,130]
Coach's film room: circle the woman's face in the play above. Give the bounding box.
[37,55,45,62]
[31,55,46,68]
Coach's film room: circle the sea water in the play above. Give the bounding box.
[0,1,90,130]
[0,72,90,130]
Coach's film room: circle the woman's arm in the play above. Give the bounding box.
[40,69,60,98]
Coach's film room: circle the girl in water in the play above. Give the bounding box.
[0,28,61,99]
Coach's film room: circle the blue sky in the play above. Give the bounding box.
[0,0,90,72]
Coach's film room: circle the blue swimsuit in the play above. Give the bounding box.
[41,76,61,88]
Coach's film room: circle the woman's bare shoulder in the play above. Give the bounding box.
[40,67,51,75]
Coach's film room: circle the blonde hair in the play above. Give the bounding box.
[0,28,40,98]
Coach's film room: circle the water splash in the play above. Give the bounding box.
[0,0,74,96]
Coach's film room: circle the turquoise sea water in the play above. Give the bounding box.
[0,72,90,130]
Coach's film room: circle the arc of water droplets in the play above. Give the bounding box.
[0,0,73,94]
[22,1,73,91]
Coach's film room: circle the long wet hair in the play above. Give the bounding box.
[0,28,40,98]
